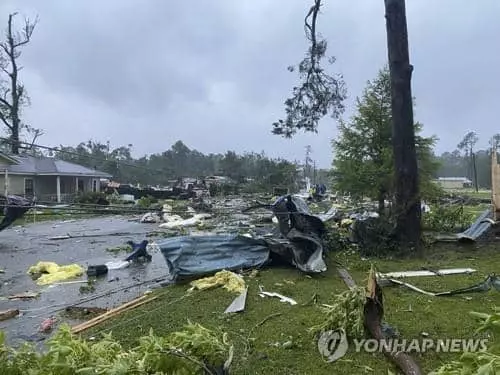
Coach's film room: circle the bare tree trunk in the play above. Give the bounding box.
[472,152,478,192]
[0,13,37,155]
[7,14,20,155]
[384,0,421,252]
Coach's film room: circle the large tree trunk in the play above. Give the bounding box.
[384,0,421,252]
[10,124,19,154]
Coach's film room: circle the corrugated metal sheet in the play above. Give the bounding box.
[457,209,494,241]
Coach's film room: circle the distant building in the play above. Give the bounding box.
[434,177,473,190]
[205,176,232,186]
[0,152,111,203]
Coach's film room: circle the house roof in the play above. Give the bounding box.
[0,154,112,178]
[436,177,472,183]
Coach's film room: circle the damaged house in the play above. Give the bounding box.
[0,152,111,203]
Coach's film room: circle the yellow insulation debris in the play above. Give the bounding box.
[340,218,354,227]
[27,261,84,285]
[190,270,245,294]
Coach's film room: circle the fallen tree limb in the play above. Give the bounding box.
[337,267,356,289]
[71,295,157,334]
[365,268,422,375]
[336,266,422,375]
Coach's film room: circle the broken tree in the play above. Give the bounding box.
[384,0,421,252]
[272,0,346,137]
[0,13,40,154]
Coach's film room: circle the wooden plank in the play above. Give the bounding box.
[71,295,156,334]
[0,309,19,321]
[377,268,476,279]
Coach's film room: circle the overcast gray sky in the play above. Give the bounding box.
[1,0,499,167]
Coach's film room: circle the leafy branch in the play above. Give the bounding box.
[272,0,346,138]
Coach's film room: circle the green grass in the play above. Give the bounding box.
[463,203,490,217]
[448,189,491,200]
[82,243,500,374]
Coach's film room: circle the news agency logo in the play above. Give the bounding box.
[317,329,349,362]
[318,329,488,362]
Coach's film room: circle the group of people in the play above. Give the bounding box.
[310,183,327,197]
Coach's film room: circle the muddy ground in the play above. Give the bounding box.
[0,215,168,346]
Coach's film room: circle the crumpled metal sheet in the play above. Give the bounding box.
[157,234,270,280]
[0,195,33,231]
[457,208,494,242]
[269,195,327,272]
[157,195,329,279]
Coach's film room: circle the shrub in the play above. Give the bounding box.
[75,192,108,204]
[422,205,474,232]
[136,195,158,208]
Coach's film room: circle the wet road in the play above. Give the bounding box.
[0,215,169,346]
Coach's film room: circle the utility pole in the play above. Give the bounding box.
[304,145,312,180]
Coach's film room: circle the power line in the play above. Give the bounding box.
[0,137,296,182]
[0,137,171,176]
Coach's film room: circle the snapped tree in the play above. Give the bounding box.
[332,67,440,215]
[457,131,479,192]
[272,0,346,138]
[384,0,421,251]
[0,13,40,154]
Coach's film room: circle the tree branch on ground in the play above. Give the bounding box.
[272,0,346,138]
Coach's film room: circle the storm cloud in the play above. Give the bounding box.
[0,0,499,167]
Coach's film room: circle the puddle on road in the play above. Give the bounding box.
[0,215,169,346]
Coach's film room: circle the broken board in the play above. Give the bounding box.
[224,287,248,313]
[377,268,476,279]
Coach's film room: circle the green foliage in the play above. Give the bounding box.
[75,192,107,204]
[332,67,439,206]
[430,309,500,374]
[0,322,231,374]
[324,225,352,252]
[436,148,494,189]
[422,205,474,232]
[54,140,299,188]
[105,244,132,254]
[309,286,366,338]
[272,0,346,137]
[136,195,158,208]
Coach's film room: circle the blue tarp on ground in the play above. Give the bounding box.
[157,234,270,279]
